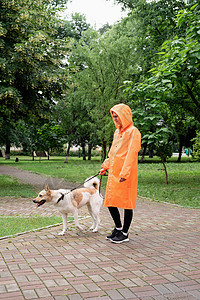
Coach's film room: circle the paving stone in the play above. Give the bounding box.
[188,290,200,299]
[84,283,101,292]
[22,289,38,299]
[68,293,83,300]
[35,287,51,298]
[0,165,200,300]
[73,284,89,293]
[106,289,124,299]
[153,284,171,295]
[118,287,137,299]
[164,283,182,293]
[0,285,6,293]
[5,283,20,292]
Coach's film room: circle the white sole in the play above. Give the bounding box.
[111,238,129,244]
[106,236,113,240]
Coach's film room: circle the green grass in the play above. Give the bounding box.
[0,175,37,197]
[0,215,64,238]
[137,162,200,208]
[0,155,199,208]
[0,156,101,183]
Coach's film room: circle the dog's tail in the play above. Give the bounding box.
[84,176,100,191]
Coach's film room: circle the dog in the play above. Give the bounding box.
[33,177,103,235]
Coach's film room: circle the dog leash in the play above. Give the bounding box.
[57,172,106,204]
[69,173,101,192]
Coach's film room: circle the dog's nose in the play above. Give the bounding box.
[33,200,36,203]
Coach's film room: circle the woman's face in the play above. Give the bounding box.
[112,112,122,128]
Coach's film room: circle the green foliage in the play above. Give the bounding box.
[148,1,200,121]
[37,123,66,152]
[1,0,200,165]
[122,0,200,164]
[118,0,187,77]
[65,19,140,159]
[192,132,200,161]
[57,13,91,41]
[0,0,71,121]
[0,120,20,148]
[130,100,173,183]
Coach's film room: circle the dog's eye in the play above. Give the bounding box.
[39,195,43,197]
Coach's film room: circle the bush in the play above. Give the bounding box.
[192,132,200,161]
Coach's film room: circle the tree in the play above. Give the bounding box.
[37,123,66,156]
[0,119,20,159]
[149,2,200,121]
[192,131,200,161]
[0,0,71,157]
[55,94,100,161]
[121,0,200,162]
[55,13,95,161]
[68,19,139,160]
[114,0,187,77]
[129,100,173,183]
[57,13,90,41]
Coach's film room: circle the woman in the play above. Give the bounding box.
[100,103,141,243]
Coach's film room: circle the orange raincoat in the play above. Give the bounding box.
[102,104,141,209]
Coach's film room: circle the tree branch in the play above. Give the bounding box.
[185,83,200,110]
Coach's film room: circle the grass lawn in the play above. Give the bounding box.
[0,175,37,197]
[0,215,63,238]
[137,161,200,208]
[0,155,199,208]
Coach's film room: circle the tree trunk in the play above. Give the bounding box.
[5,141,10,160]
[149,148,154,158]
[177,138,183,163]
[140,144,147,163]
[81,143,86,160]
[160,153,169,184]
[101,140,107,162]
[64,143,71,163]
[88,143,92,160]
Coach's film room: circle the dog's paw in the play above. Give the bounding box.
[89,226,94,231]
[92,228,98,233]
[58,231,66,236]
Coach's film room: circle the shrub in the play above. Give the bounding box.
[192,132,200,161]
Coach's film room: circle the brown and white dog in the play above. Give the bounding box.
[33,177,103,235]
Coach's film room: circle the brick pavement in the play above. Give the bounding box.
[0,166,200,299]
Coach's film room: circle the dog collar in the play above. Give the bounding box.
[57,193,65,204]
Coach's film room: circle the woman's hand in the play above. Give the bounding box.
[119,178,126,182]
[99,169,107,175]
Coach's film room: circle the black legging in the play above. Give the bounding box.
[108,207,133,233]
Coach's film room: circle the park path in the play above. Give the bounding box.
[0,164,78,190]
[0,164,200,299]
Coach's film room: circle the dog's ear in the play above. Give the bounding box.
[45,184,50,191]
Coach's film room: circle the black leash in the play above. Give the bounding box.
[70,173,101,192]
[57,193,65,204]
[56,172,104,204]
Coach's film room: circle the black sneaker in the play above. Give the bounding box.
[111,231,129,243]
[106,228,121,240]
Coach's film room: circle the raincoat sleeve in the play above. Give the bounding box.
[101,131,116,170]
[101,157,110,170]
[119,129,141,180]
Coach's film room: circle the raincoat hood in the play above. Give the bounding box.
[110,103,133,132]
